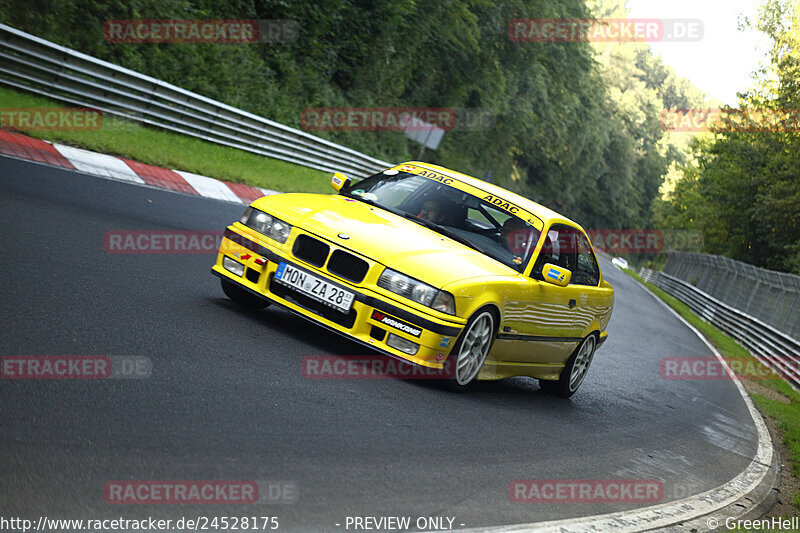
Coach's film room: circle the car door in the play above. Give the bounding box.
[571,230,614,335]
[498,223,584,365]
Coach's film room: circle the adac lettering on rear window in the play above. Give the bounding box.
[416,169,453,185]
[483,194,520,214]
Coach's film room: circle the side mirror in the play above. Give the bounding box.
[331,172,351,192]
[542,263,571,287]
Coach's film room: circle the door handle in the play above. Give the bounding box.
[568,299,577,309]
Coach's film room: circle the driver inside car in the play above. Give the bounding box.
[500,217,530,255]
[418,199,452,225]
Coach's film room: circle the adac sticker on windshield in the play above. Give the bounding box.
[396,165,453,184]
[401,165,472,191]
[482,194,522,215]
[415,168,454,185]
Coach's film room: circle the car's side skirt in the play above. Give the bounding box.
[495,333,584,343]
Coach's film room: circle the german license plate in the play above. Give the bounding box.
[275,262,355,313]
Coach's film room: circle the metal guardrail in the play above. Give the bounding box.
[664,251,800,342]
[640,268,800,390]
[0,23,392,178]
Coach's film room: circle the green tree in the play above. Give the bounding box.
[0,0,707,233]
[654,0,800,273]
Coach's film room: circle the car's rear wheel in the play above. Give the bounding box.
[539,334,596,398]
[445,310,495,391]
[220,278,270,310]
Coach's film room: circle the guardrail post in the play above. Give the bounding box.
[785,296,800,336]
[744,280,761,315]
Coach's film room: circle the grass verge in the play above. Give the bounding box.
[0,86,331,193]
[624,268,800,510]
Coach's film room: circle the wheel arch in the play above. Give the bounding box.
[468,303,502,359]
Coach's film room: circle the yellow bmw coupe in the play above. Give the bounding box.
[212,162,614,396]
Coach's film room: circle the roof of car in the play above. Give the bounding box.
[404,161,579,228]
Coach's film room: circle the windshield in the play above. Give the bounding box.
[341,169,542,272]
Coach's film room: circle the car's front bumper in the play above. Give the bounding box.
[212,227,465,370]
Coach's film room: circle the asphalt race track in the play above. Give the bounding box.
[0,155,759,531]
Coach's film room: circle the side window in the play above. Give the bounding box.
[533,224,577,277]
[574,233,600,286]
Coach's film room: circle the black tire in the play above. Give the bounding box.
[443,309,496,391]
[220,278,270,310]
[539,334,597,398]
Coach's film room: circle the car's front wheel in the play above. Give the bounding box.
[539,334,597,398]
[220,278,270,310]
[445,310,496,390]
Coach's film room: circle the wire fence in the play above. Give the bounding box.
[663,251,800,342]
[640,267,800,390]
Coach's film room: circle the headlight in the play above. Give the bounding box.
[378,268,456,315]
[239,207,292,244]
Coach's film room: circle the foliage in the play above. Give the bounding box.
[1,0,705,230]
[654,0,800,273]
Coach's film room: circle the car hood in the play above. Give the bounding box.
[252,193,518,288]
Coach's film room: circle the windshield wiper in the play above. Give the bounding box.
[401,212,482,253]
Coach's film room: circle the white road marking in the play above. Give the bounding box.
[52,144,144,183]
[173,170,242,203]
